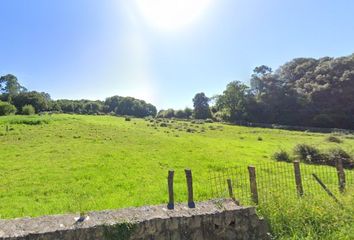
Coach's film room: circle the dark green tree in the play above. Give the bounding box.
[192,92,211,119]
[0,74,27,101]
[184,107,193,119]
[174,109,186,119]
[12,91,51,113]
[104,96,157,117]
[250,65,272,95]
[215,81,255,122]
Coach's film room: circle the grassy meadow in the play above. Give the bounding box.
[0,114,353,239]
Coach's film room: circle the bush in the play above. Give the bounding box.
[273,150,291,162]
[0,101,17,116]
[326,135,342,143]
[205,118,213,123]
[21,104,35,115]
[293,144,323,164]
[186,128,195,133]
[257,136,263,141]
[160,122,168,127]
[326,148,353,169]
[10,118,49,125]
[125,116,131,121]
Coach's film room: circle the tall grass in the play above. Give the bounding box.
[258,190,354,240]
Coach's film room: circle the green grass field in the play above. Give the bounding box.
[0,114,353,239]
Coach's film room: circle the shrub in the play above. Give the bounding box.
[205,118,213,123]
[10,118,49,125]
[326,135,342,143]
[125,116,131,121]
[293,144,323,164]
[0,101,17,116]
[257,136,263,141]
[22,104,35,115]
[186,128,195,133]
[273,150,291,162]
[326,148,353,169]
[160,122,168,127]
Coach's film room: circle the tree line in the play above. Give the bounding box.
[1,53,353,129]
[166,53,354,129]
[0,74,157,117]
[219,53,354,129]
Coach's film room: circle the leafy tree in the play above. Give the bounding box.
[162,109,175,118]
[49,101,62,112]
[104,96,157,117]
[0,74,27,96]
[250,65,272,95]
[55,99,75,113]
[156,110,164,118]
[249,53,354,129]
[0,74,27,101]
[215,81,254,122]
[192,92,211,119]
[55,99,104,115]
[184,107,193,119]
[0,101,16,116]
[83,101,102,114]
[174,109,186,119]
[157,108,193,119]
[12,91,50,113]
[157,109,175,118]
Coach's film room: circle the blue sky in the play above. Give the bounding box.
[1,0,353,109]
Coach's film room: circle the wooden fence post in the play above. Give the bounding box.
[227,178,240,205]
[293,161,304,197]
[227,178,235,200]
[185,169,195,208]
[167,170,174,209]
[248,166,258,204]
[336,158,346,193]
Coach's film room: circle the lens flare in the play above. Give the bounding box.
[133,0,214,32]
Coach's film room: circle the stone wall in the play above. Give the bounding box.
[0,199,269,240]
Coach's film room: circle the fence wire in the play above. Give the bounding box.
[208,161,353,206]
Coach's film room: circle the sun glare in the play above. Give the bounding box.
[133,0,214,32]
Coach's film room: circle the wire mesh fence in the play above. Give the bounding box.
[208,161,353,206]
